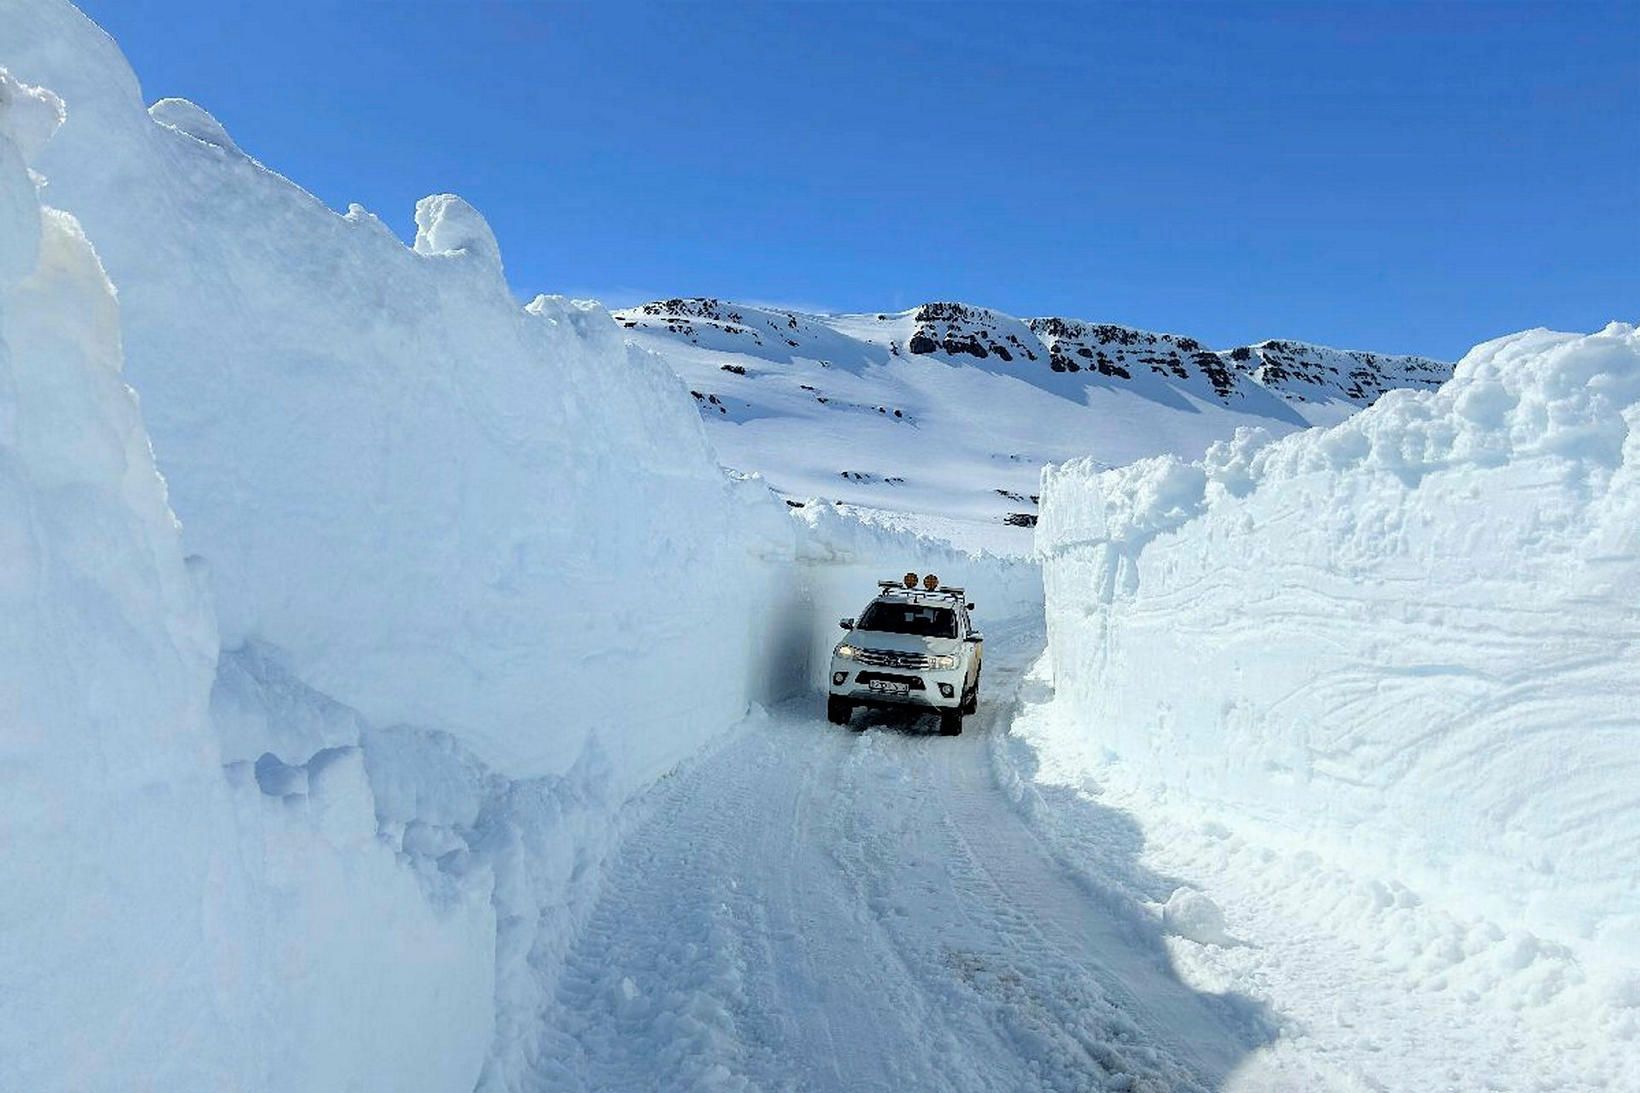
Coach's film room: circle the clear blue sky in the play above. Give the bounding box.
[78,0,1637,359]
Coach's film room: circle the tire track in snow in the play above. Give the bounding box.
[531,620,1266,1090]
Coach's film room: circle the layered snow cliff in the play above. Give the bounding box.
[0,69,255,1088]
[1038,323,1640,967]
[0,0,793,1081]
[2,0,808,778]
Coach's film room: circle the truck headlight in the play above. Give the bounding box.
[835,644,858,659]
[930,654,957,670]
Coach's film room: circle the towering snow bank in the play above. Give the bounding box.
[0,0,796,781]
[1,3,804,1088]
[1039,323,1640,962]
[0,69,255,1090]
[1,61,503,1093]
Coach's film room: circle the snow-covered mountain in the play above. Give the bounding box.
[616,298,1449,546]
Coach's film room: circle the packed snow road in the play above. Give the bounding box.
[532,619,1272,1092]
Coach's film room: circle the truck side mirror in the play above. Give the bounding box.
[965,632,984,643]
[966,602,975,610]
[839,617,856,630]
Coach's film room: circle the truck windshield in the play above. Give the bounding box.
[857,601,957,639]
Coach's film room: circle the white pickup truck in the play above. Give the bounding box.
[826,575,983,735]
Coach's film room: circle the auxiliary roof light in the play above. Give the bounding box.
[923,574,939,590]
[903,572,918,588]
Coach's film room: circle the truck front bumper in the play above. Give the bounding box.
[828,658,965,710]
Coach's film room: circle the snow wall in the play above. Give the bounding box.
[0,4,1041,1090]
[0,0,805,783]
[0,69,260,1090]
[1038,323,1640,968]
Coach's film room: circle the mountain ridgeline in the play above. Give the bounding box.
[618,298,1450,410]
[614,297,1453,544]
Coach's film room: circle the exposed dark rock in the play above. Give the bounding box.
[624,299,1451,419]
[942,335,989,359]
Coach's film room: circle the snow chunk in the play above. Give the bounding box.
[0,67,62,161]
[149,96,238,152]
[1161,888,1233,946]
[0,69,63,281]
[412,191,501,269]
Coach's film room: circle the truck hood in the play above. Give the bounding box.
[845,630,961,658]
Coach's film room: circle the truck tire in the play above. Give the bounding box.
[938,709,963,736]
[826,697,852,725]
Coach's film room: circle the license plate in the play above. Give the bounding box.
[869,680,909,696]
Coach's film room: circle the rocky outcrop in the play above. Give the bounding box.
[618,298,1450,411]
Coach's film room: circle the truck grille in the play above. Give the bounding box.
[853,648,934,670]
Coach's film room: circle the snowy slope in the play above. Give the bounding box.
[1035,323,1640,1085]
[617,297,1449,547]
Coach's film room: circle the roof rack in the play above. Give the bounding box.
[876,580,967,601]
